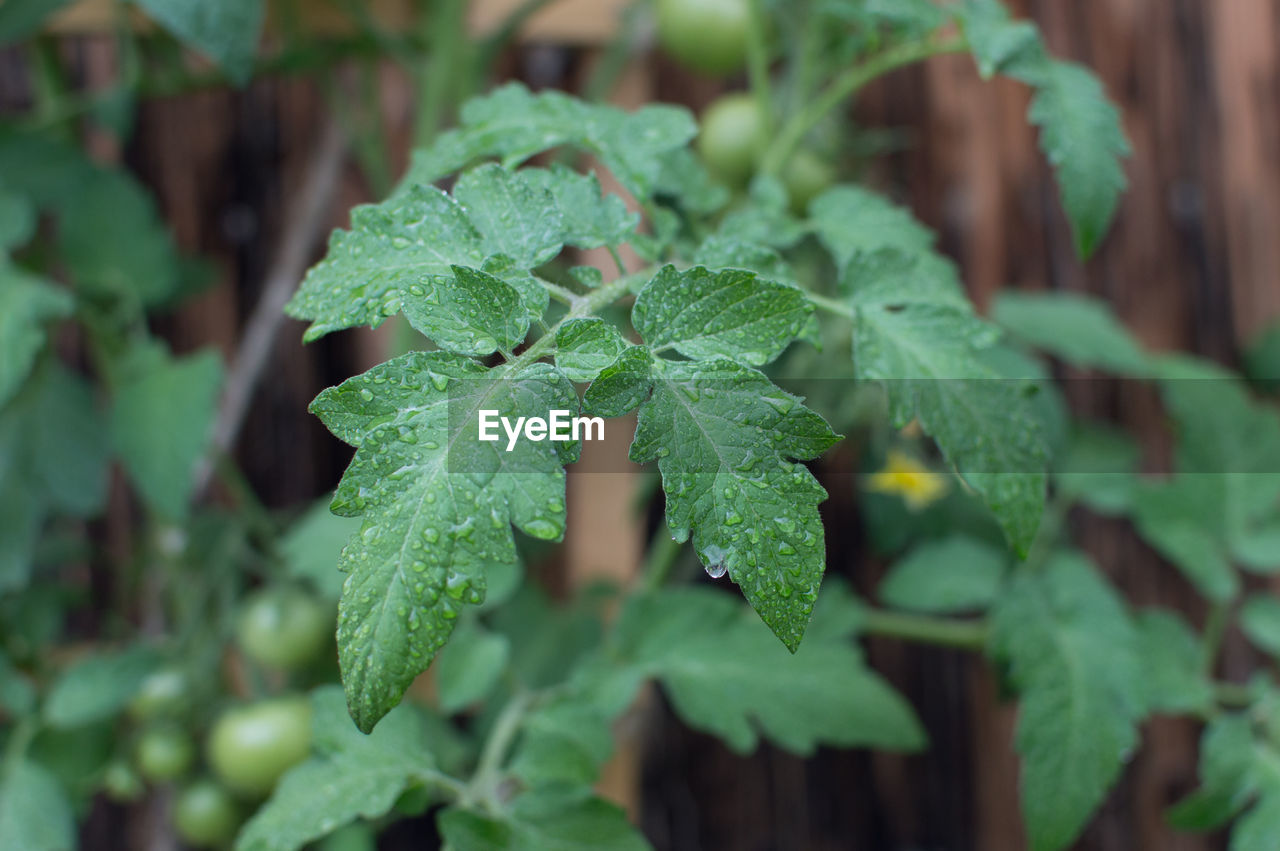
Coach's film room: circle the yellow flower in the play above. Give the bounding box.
[867,450,949,510]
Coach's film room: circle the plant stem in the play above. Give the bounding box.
[760,34,968,174]
[540,279,579,306]
[745,0,774,126]
[464,690,535,809]
[805,290,853,318]
[1213,682,1255,710]
[639,527,685,592]
[1202,601,1231,674]
[414,0,468,147]
[511,267,652,368]
[859,608,989,651]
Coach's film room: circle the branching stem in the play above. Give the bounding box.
[760,34,968,174]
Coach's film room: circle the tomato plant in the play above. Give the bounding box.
[0,1,1277,850]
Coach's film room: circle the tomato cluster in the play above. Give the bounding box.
[103,584,332,847]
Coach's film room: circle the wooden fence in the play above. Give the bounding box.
[17,0,1280,848]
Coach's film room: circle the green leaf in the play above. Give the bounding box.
[632,265,815,367]
[281,499,360,600]
[0,187,36,249]
[989,552,1144,851]
[453,164,565,269]
[289,186,480,341]
[1167,714,1256,831]
[1160,371,1280,536]
[312,353,577,732]
[1134,610,1214,715]
[652,147,729,216]
[0,759,74,851]
[555,318,631,383]
[992,292,1149,375]
[44,645,160,728]
[878,536,1007,614]
[584,346,654,418]
[1132,478,1238,600]
[1023,60,1130,258]
[287,172,553,343]
[510,700,615,788]
[958,3,1128,257]
[0,362,110,591]
[0,654,35,717]
[0,0,72,45]
[717,176,807,249]
[523,165,639,250]
[846,252,1049,554]
[956,0,1042,78]
[1132,373,1280,594]
[403,265,531,357]
[111,346,223,520]
[630,359,840,650]
[612,587,924,754]
[1245,320,1280,391]
[1240,596,1280,658]
[133,0,264,84]
[692,235,794,286]
[404,83,696,200]
[810,185,935,273]
[438,794,651,851]
[238,687,441,851]
[432,620,510,713]
[0,265,72,409]
[1054,424,1139,515]
[58,166,181,305]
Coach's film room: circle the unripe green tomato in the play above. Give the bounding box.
[782,149,837,215]
[174,779,242,848]
[102,759,145,802]
[207,697,312,797]
[135,726,196,783]
[655,0,750,76]
[698,93,768,186]
[236,587,332,671]
[129,667,190,720]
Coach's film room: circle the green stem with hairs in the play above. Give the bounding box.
[859,608,989,651]
[760,34,968,175]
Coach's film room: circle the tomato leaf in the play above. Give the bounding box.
[630,358,840,651]
[554,318,632,383]
[132,0,264,85]
[110,345,223,521]
[878,536,1008,614]
[959,1,1129,257]
[989,552,1145,851]
[632,265,815,368]
[312,352,578,732]
[845,251,1049,555]
[992,292,1150,375]
[403,82,696,200]
[610,587,923,754]
[439,794,651,851]
[0,759,74,851]
[44,646,161,728]
[238,687,443,851]
[0,265,72,409]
